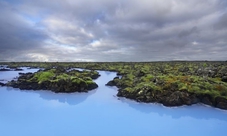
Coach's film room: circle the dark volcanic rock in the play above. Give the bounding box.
[55,66,66,73]
[7,66,18,69]
[116,87,223,108]
[106,80,116,86]
[190,94,200,104]
[91,74,100,79]
[195,67,217,78]
[178,67,189,72]
[215,97,227,110]
[221,76,227,82]
[0,82,6,86]
[0,68,11,71]
[200,95,214,106]
[14,68,23,71]
[106,77,119,86]
[163,91,192,106]
[137,70,146,77]
[87,83,98,90]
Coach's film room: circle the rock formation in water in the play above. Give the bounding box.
[106,62,227,110]
[7,67,99,93]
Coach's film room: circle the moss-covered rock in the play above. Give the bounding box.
[7,67,99,93]
[106,64,227,110]
[114,74,227,109]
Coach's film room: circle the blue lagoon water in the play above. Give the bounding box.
[0,69,227,136]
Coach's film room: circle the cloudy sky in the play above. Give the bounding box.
[0,0,227,62]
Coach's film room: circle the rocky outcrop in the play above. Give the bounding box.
[7,68,99,93]
[0,68,10,71]
[116,88,227,109]
[105,63,227,110]
[106,80,116,86]
[0,82,6,86]
[0,67,23,71]
[14,68,23,71]
[162,91,194,106]
[215,97,227,110]
[105,77,120,87]
[90,74,100,79]
[199,94,214,106]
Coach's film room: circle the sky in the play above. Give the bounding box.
[0,0,227,62]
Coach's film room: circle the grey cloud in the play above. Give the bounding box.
[215,13,227,29]
[0,0,227,61]
[178,26,199,38]
[0,1,48,54]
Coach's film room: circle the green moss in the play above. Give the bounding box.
[72,77,84,84]
[86,80,94,85]
[141,74,154,82]
[178,82,189,90]
[123,87,133,92]
[82,77,93,81]
[125,73,134,80]
[33,70,55,83]
[121,79,133,87]
[134,82,161,91]
[56,73,69,80]
[189,85,200,93]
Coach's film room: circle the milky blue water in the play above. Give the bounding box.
[0,68,227,136]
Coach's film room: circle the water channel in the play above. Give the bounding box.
[0,68,227,136]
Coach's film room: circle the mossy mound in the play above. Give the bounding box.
[105,63,227,110]
[7,67,99,93]
[108,73,227,109]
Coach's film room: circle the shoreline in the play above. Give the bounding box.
[1,61,227,110]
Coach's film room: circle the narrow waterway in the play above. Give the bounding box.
[0,68,227,136]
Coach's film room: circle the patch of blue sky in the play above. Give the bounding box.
[21,13,46,30]
[90,39,99,43]
[45,39,76,48]
[3,0,22,5]
[22,14,42,24]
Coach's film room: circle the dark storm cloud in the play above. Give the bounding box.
[0,0,227,61]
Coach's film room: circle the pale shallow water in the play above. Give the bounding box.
[0,67,40,83]
[0,69,227,136]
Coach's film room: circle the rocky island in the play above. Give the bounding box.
[6,67,99,93]
[105,62,227,110]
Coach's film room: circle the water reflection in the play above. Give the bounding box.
[119,98,227,120]
[36,89,97,105]
[5,84,98,106]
